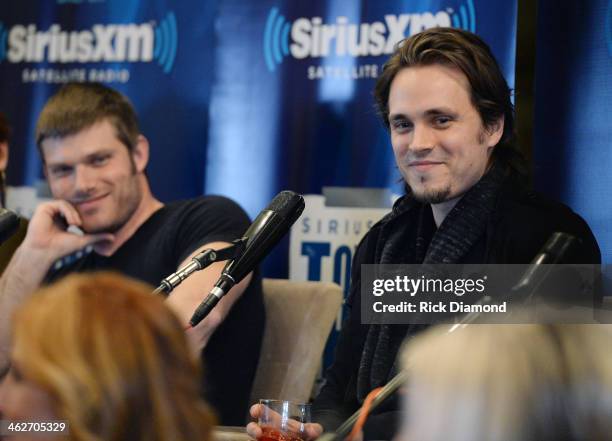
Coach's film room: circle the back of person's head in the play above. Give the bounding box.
[10,272,214,441]
[374,27,525,177]
[399,324,612,441]
[35,83,140,157]
[552,324,612,439]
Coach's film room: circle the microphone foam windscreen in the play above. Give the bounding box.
[267,190,305,222]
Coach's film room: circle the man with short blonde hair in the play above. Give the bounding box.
[0,83,265,425]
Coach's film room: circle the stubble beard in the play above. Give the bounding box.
[408,175,452,204]
[81,199,139,234]
[81,176,143,235]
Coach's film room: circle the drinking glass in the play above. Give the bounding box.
[258,399,311,441]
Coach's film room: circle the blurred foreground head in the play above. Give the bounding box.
[0,272,214,441]
[400,324,612,441]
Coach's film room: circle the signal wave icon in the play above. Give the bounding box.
[154,12,178,74]
[263,7,291,72]
[451,0,476,32]
[0,22,7,62]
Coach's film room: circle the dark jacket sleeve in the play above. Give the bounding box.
[312,231,372,432]
[312,227,402,440]
[312,272,404,440]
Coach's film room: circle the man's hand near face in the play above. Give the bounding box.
[23,200,115,258]
[0,199,114,376]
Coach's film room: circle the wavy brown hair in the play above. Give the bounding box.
[12,272,215,441]
[374,27,527,178]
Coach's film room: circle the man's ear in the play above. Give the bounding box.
[0,142,9,172]
[131,135,149,173]
[485,117,505,148]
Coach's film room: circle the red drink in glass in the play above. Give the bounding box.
[260,426,304,441]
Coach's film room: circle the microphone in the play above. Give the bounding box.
[449,232,580,332]
[511,232,580,293]
[0,208,20,245]
[189,191,305,327]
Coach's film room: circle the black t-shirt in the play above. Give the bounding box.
[45,196,265,425]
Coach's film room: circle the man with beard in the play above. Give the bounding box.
[0,83,264,425]
[248,27,601,441]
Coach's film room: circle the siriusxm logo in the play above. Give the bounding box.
[0,12,177,73]
[263,1,476,72]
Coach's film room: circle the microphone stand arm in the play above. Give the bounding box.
[153,237,247,296]
[317,370,409,441]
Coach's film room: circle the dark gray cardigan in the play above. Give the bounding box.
[312,177,601,441]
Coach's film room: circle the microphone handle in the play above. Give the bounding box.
[189,296,219,327]
[189,276,235,326]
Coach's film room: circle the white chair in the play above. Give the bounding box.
[249,278,343,403]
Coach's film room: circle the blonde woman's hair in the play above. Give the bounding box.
[399,324,612,441]
[12,272,215,441]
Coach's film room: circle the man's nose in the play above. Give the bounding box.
[74,165,96,194]
[408,125,435,155]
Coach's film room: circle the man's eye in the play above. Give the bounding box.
[50,166,72,177]
[91,155,110,166]
[391,120,413,132]
[433,116,452,126]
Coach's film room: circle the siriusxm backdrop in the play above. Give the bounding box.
[1,0,518,281]
[534,0,612,263]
